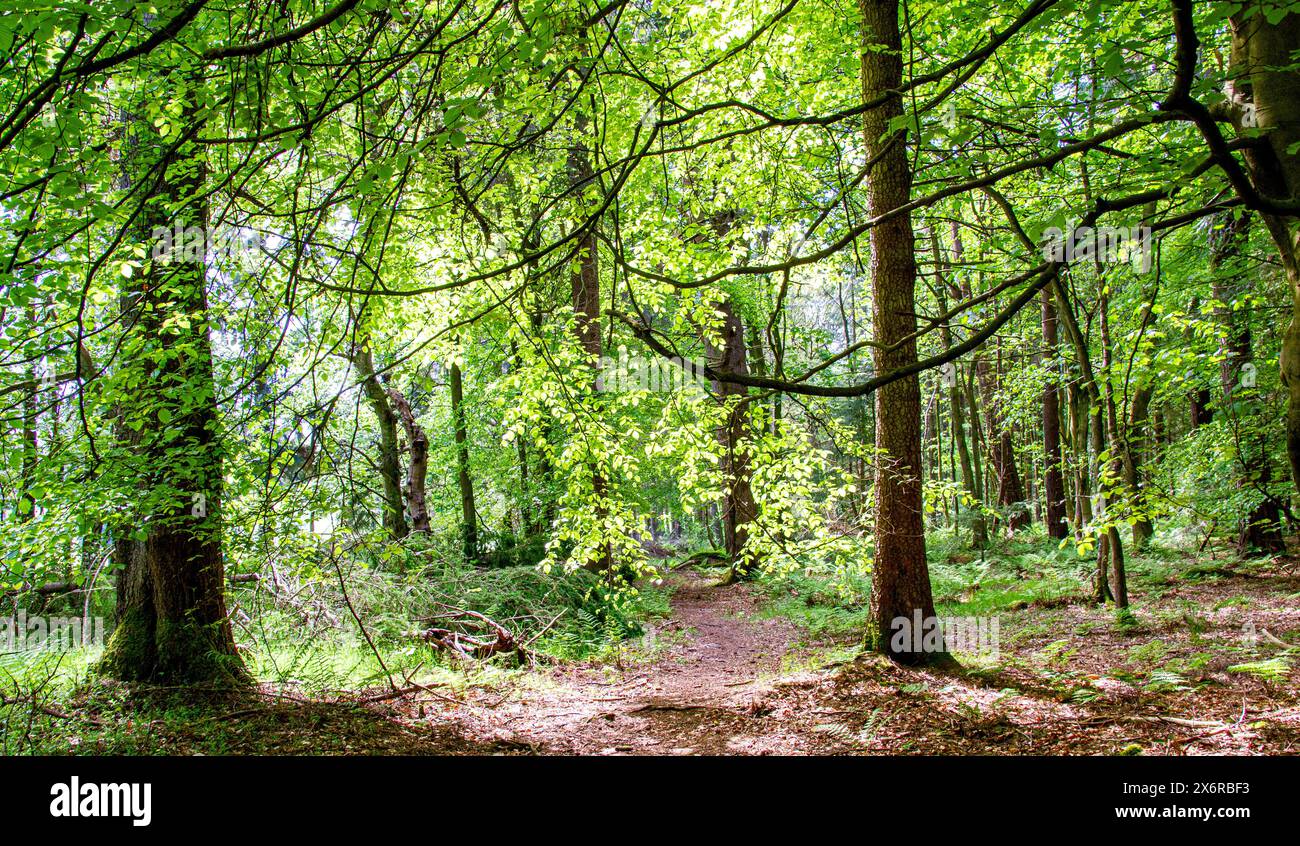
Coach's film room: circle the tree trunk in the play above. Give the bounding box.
[1056,279,1126,607]
[976,349,1027,531]
[19,348,36,522]
[1211,211,1285,555]
[1123,381,1155,548]
[1228,6,1300,501]
[568,37,612,573]
[966,369,987,530]
[387,385,431,534]
[860,0,945,665]
[706,298,758,579]
[929,225,986,546]
[450,361,479,563]
[1041,290,1069,539]
[353,342,408,540]
[1097,289,1130,607]
[100,91,244,684]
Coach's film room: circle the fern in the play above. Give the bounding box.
[1143,670,1189,692]
[1227,657,1291,682]
[1070,687,1101,703]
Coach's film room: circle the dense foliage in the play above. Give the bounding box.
[2,0,1299,690]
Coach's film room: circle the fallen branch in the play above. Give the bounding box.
[2,581,83,598]
[0,693,103,727]
[519,611,565,650]
[415,605,528,663]
[674,550,728,570]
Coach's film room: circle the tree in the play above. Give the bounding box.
[99,84,244,684]
[352,338,409,541]
[860,0,944,665]
[450,359,479,562]
[1042,289,1069,539]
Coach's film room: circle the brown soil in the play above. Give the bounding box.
[395,569,820,755]
[53,562,1296,755]
[380,564,1300,756]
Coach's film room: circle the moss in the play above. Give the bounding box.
[152,615,248,686]
[99,610,247,687]
[97,606,156,682]
[863,623,962,669]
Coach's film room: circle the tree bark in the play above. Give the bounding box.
[352,341,408,540]
[386,385,431,534]
[1227,6,1300,501]
[1042,290,1069,539]
[860,0,945,665]
[449,361,479,563]
[568,32,612,573]
[100,90,243,684]
[705,298,758,579]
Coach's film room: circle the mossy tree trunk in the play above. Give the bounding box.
[353,340,409,540]
[100,86,244,685]
[568,29,612,574]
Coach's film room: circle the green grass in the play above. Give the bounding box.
[2,553,675,754]
[756,565,871,640]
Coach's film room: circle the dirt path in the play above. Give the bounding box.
[378,564,1300,756]
[59,564,1300,755]
[409,569,831,755]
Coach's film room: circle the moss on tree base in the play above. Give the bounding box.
[99,612,248,687]
[98,606,157,682]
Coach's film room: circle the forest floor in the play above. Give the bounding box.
[14,548,1300,755]
[391,568,822,754]
[374,557,1300,755]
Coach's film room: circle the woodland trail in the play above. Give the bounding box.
[407,569,836,755]
[77,563,1300,755]
[382,563,1300,756]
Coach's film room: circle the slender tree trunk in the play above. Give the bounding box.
[19,349,36,522]
[860,0,944,664]
[1097,289,1130,607]
[966,369,987,527]
[1124,382,1155,548]
[929,226,986,546]
[353,342,408,540]
[1068,381,1096,546]
[1056,279,1126,607]
[450,361,479,563]
[976,349,1027,531]
[1041,290,1068,539]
